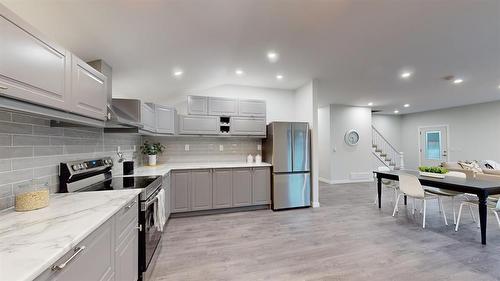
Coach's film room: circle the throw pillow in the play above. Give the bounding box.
[458,161,483,174]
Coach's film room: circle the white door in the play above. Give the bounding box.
[419,126,448,166]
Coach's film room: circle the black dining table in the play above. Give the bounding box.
[374,169,500,245]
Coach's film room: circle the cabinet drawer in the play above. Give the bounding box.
[35,219,115,281]
[115,197,138,243]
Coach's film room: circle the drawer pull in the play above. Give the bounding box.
[125,200,137,210]
[51,246,86,271]
[136,224,143,231]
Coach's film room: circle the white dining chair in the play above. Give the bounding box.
[455,194,500,231]
[393,173,448,228]
[424,171,468,225]
[374,166,399,205]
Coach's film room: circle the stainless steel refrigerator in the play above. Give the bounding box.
[262,122,311,210]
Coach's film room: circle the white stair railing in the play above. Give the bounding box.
[372,125,404,170]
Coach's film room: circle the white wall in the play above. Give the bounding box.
[330,105,373,183]
[158,84,297,123]
[318,106,331,181]
[372,114,402,151]
[294,81,314,124]
[400,101,500,169]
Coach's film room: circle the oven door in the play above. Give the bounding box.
[139,191,162,276]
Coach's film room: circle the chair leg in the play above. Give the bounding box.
[455,203,464,232]
[452,197,456,225]
[392,194,402,217]
[412,198,416,215]
[493,211,500,229]
[468,205,476,222]
[423,199,427,228]
[439,197,448,226]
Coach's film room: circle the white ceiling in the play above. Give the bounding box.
[3,0,499,114]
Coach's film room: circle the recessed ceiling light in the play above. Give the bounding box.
[394,110,399,114]
[267,51,279,63]
[368,102,374,106]
[235,69,244,76]
[276,74,284,80]
[404,104,410,108]
[453,78,463,84]
[497,85,500,89]
[172,69,183,77]
[400,72,412,79]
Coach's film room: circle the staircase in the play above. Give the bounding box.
[372,125,404,170]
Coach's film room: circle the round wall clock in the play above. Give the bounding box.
[344,129,360,146]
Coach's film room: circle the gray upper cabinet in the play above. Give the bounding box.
[190,169,213,211]
[141,103,156,132]
[187,95,208,115]
[238,99,266,117]
[208,97,238,116]
[171,170,190,213]
[70,55,107,120]
[212,169,233,209]
[230,117,266,136]
[155,104,176,134]
[252,167,271,205]
[0,9,70,112]
[232,168,252,207]
[178,115,218,135]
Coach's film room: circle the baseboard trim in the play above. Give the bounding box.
[319,177,335,184]
[331,178,374,184]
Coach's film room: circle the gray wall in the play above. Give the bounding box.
[400,101,500,169]
[0,110,140,210]
[318,106,331,181]
[372,114,402,151]
[142,136,261,164]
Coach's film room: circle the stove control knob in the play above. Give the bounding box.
[72,165,79,171]
[83,163,88,168]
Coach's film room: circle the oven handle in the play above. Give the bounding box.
[141,187,162,211]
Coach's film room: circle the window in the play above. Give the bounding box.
[425,131,441,160]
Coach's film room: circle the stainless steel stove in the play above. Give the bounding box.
[59,157,163,281]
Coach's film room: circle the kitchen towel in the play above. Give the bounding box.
[153,189,166,232]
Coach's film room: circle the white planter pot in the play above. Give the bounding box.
[148,155,157,166]
[419,171,445,179]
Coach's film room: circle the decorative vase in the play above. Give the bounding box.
[148,155,157,166]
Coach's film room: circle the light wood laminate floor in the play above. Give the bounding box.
[151,182,500,281]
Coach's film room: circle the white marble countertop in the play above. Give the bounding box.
[119,162,272,177]
[0,189,142,281]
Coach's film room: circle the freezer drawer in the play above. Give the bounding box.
[272,173,311,210]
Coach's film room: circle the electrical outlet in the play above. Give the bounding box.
[219,145,224,152]
[257,144,262,151]
[184,144,190,151]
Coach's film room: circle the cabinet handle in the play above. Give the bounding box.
[136,224,143,231]
[124,200,137,210]
[0,86,7,90]
[51,246,86,271]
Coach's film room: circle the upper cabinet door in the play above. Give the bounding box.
[141,103,156,132]
[155,104,176,134]
[0,13,70,111]
[178,115,218,135]
[187,96,208,115]
[71,55,107,120]
[238,99,266,117]
[208,97,237,116]
[230,117,266,136]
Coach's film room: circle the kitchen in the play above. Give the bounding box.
[0,2,316,281]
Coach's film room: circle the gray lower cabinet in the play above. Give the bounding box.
[212,169,233,209]
[187,95,208,115]
[163,173,172,219]
[252,167,271,204]
[36,197,139,281]
[171,170,190,212]
[208,97,238,116]
[238,99,266,117]
[230,117,266,136]
[190,169,213,210]
[178,115,218,135]
[0,9,70,112]
[232,168,253,207]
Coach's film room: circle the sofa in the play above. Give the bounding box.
[441,161,500,181]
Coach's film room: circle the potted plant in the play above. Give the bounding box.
[140,141,165,166]
[418,166,448,178]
